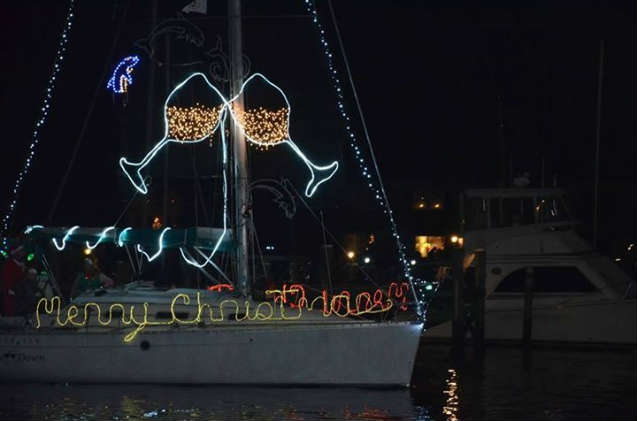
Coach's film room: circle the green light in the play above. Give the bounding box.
[0,250,7,258]
[425,284,433,291]
[27,253,35,262]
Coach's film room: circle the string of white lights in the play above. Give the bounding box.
[303,0,422,314]
[0,0,77,251]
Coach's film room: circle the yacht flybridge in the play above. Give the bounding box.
[424,187,636,345]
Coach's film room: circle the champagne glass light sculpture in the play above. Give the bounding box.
[119,72,227,194]
[229,73,339,197]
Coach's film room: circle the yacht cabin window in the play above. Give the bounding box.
[494,267,598,293]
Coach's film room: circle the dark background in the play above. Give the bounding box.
[0,0,634,264]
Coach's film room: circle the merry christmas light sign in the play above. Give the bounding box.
[35,283,410,342]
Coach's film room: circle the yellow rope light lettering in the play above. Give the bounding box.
[35,283,410,342]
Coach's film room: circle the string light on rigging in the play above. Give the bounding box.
[303,0,423,315]
[0,0,77,251]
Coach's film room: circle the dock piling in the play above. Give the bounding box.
[473,249,486,354]
[523,266,534,347]
[452,248,465,354]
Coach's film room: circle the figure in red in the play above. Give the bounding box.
[1,245,26,316]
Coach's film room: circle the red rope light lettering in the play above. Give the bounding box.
[207,283,234,292]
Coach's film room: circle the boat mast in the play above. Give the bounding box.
[228,0,249,296]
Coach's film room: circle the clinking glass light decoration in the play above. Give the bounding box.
[119,71,338,198]
[0,0,77,251]
[166,103,224,140]
[233,105,289,149]
[303,0,424,316]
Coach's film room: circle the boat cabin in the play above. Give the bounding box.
[456,187,633,301]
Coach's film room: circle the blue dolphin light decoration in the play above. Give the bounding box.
[106,56,140,94]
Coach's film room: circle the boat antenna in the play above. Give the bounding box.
[319,210,334,294]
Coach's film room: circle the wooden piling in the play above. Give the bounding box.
[452,248,465,352]
[523,266,534,347]
[473,249,486,353]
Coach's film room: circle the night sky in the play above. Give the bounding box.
[0,1,634,261]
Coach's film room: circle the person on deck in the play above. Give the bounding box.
[0,245,26,316]
[70,256,114,298]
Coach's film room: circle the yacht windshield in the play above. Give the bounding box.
[464,190,572,230]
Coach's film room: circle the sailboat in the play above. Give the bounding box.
[0,1,423,385]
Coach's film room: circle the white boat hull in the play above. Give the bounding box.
[0,322,422,385]
[423,298,636,345]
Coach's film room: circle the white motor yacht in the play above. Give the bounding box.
[424,187,636,345]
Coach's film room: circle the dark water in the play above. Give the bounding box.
[0,345,635,420]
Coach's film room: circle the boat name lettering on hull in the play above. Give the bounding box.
[1,352,45,363]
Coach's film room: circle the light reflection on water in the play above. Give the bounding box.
[441,368,458,421]
[0,385,425,421]
[0,346,635,420]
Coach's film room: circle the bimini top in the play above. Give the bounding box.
[24,226,232,252]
